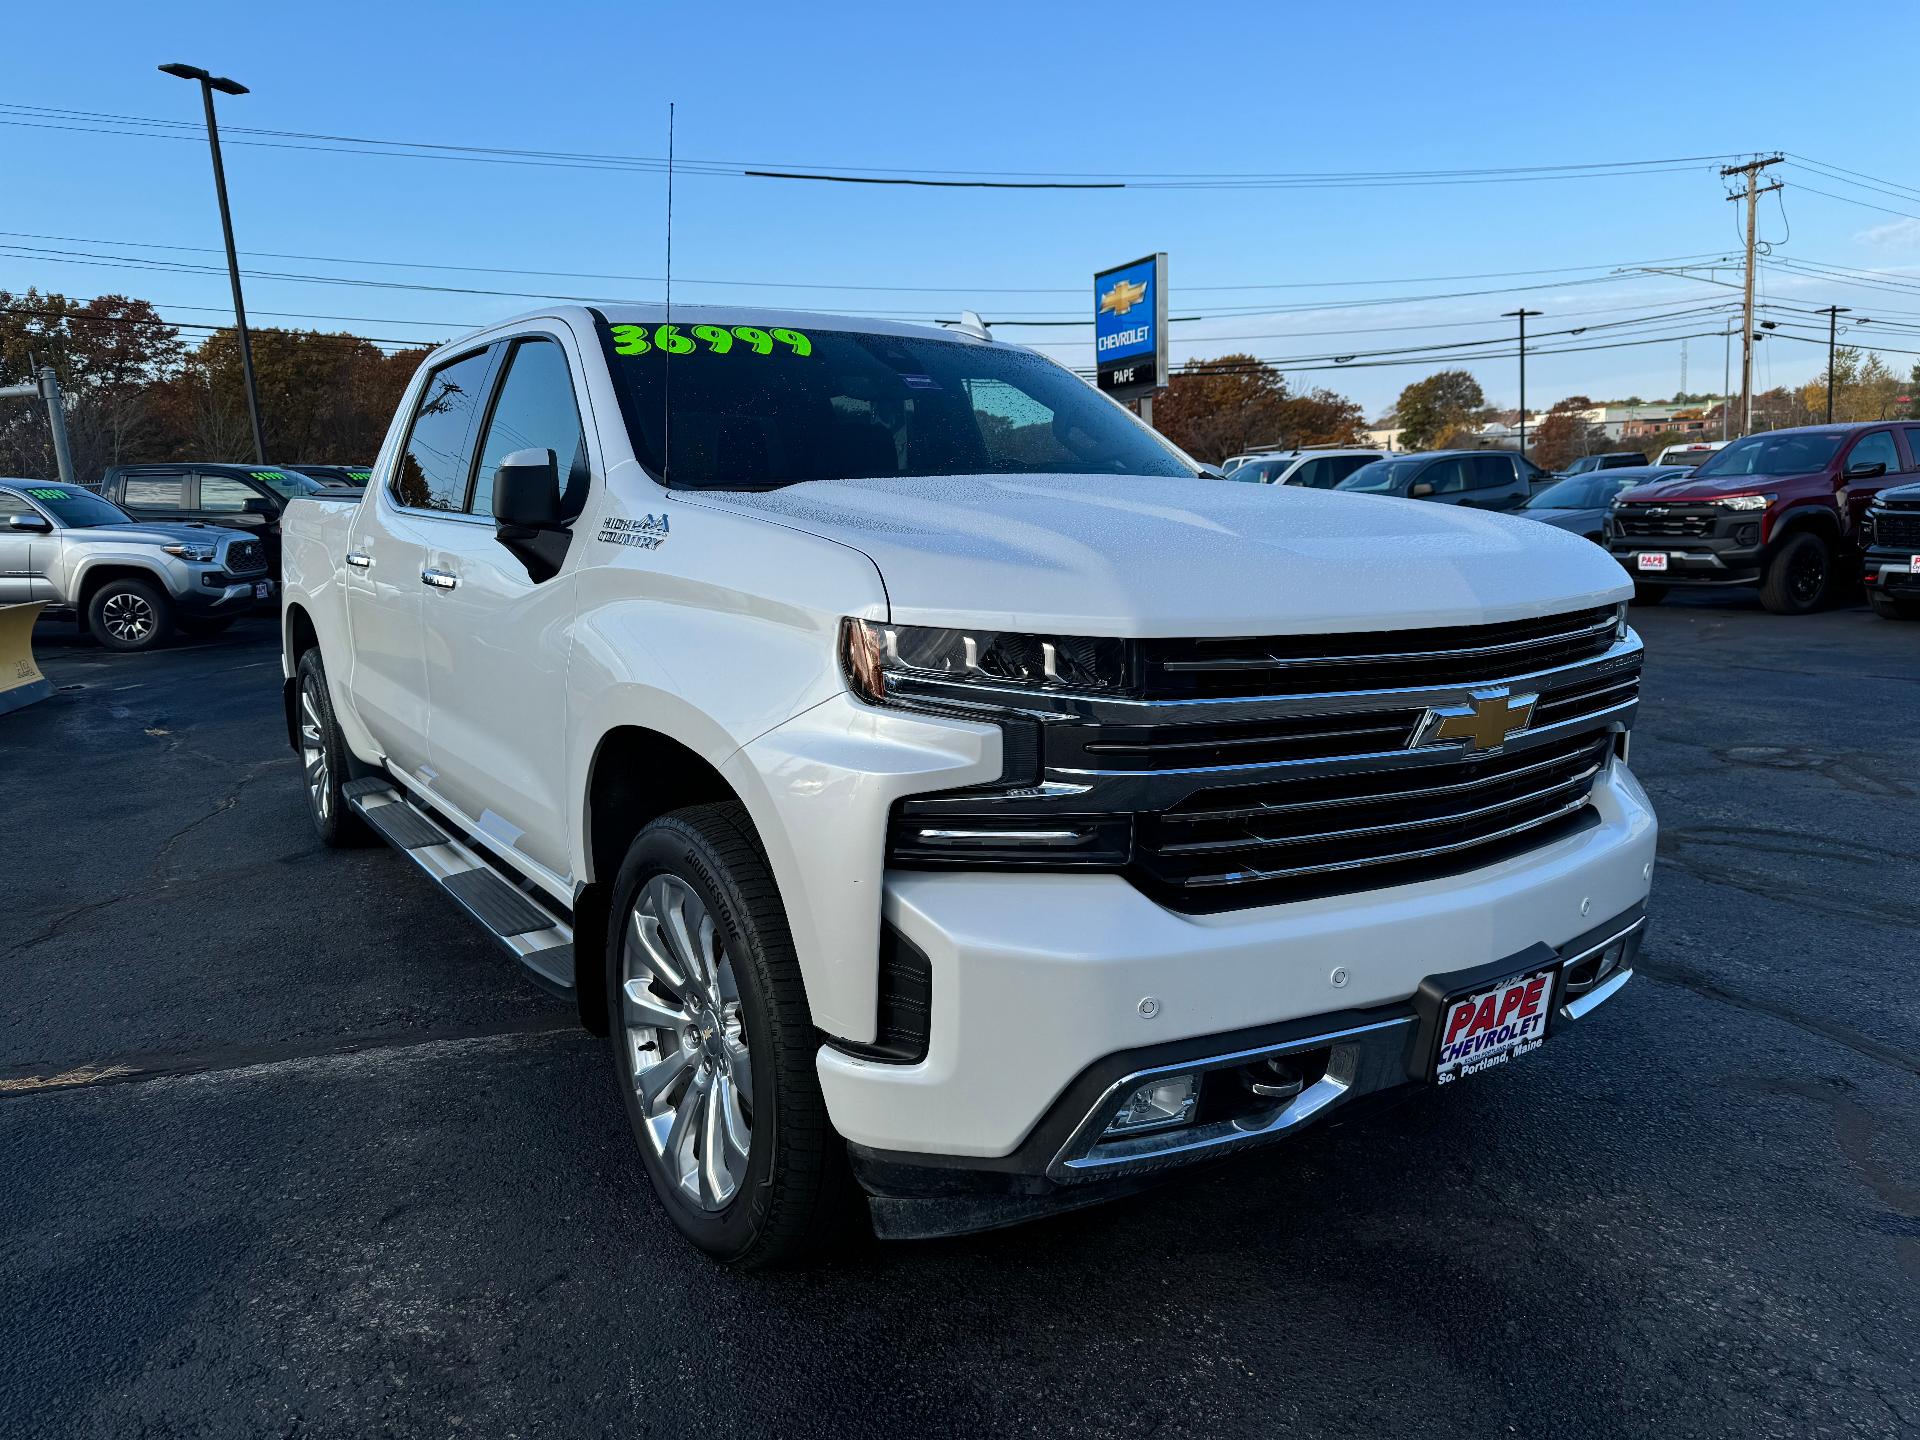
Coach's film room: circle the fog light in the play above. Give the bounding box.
[1104,1074,1199,1136]
[1595,936,1630,980]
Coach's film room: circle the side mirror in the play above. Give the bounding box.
[492,448,562,539]
[1409,482,1435,498]
[1846,460,1887,479]
[243,496,277,517]
[7,512,51,533]
[1196,463,1228,480]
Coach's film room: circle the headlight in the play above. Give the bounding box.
[1614,603,1630,640]
[1706,493,1773,511]
[841,618,1127,702]
[162,542,217,562]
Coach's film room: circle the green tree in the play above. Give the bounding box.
[1395,370,1485,450]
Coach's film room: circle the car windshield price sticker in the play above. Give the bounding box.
[610,324,811,357]
[1434,967,1552,1084]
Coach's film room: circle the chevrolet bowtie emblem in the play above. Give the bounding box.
[1099,278,1148,316]
[1412,687,1538,752]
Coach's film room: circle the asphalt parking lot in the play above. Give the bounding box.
[3,597,1916,1439]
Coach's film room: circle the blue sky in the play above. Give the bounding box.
[8,0,1920,419]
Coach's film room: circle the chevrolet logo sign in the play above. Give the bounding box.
[1099,278,1148,316]
[1412,687,1538,752]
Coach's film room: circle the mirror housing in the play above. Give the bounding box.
[1409,481,1435,498]
[492,448,562,540]
[7,512,51,533]
[242,496,277,517]
[1196,463,1228,480]
[1846,460,1887,479]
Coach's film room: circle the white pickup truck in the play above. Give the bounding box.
[281,304,1655,1265]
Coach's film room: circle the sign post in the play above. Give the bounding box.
[1095,254,1168,420]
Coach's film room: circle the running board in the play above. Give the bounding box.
[345,778,575,995]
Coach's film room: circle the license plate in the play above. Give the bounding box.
[1636,552,1669,572]
[1910,555,1920,572]
[1433,966,1554,1085]
[254,581,272,599]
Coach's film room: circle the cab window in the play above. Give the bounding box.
[471,339,589,519]
[199,476,262,512]
[1424,459,1468,494]
[393,348,494,512]
[1847,431,1897,476]
[1467,455,1513,490]
[121,474,186,510]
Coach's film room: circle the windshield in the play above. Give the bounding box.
[247,468,325,499]
[1560,456,1601,475]
[4,484,132,529]
[1336,457,1424,494]
[1692,432,1845,479]
[1527,477,1607,509]
[1227,457,1293,484]
[600,321,1193,487]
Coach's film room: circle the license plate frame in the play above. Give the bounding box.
[1430,964,1557,1086]
[1636,552,1669,572]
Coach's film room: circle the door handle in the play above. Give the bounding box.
[421,567,458,590]
[345,551,372,568]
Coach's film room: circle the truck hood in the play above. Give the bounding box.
[66,521,251,548]
[1615,472,1815,504]
[692,473,1631,636]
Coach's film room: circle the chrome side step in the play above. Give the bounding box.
[345,779,575,995]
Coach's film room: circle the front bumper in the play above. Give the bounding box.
[819,760,1656,1168]
[176,574,275,617]
[1862,548,1920,596]
[1607,527,1764,586]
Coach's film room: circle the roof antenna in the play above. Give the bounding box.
[663,100,675,487]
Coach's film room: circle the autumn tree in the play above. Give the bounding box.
[0,290,185,481]
[1796,346,1905,424]
[1152,354,1363,463]
[1394,370,1485,450]
[1530,396,1606,472]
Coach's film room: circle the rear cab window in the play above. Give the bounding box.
[120,473,187,510]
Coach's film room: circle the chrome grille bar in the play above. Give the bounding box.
[1161,613,1617,673]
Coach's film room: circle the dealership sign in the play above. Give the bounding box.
[1094,253,1168,400]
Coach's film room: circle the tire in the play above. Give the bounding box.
[1630,583,1668,606]
[295,649,372,847]
[177,615,235,637]
[86,576,174,652]
[606,802,857,1267]
[1758,531,1834,615]
[1868,590,1920,621]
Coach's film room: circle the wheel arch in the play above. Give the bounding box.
[73,561,169,615]
[1766,504,1843,553]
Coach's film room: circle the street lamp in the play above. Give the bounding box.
[159,62,267,464]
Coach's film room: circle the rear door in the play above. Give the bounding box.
[345,343,500,780]
[422,331,591,882]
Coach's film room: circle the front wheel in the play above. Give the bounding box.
[1759,532,1833,615]
[607,803,856,1267]
[1868,590,1920,621]
[87,577,173,651]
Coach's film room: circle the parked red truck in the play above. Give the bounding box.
[1606,422,1917,614]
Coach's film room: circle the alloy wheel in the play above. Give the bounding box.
[621,873,752,1212]
[300,682,331,822]
[1789,546,1828,606]
[102,592,156,644]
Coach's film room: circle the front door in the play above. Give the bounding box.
[1838,429,1902,542]
[422,333,589,883]
[343,344,498,780]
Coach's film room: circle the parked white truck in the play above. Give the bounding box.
[281,305,1655,1265]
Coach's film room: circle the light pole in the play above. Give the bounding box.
[1502,309,1543,459]
[159,62,267,464]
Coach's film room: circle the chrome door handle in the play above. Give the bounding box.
[345,551,372,568]
[421,568,458,590]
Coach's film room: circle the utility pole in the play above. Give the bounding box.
[1720,155,1783,438]
[160,62,268,465]
[1819,305,1850,422]
[0,367,77,486]
[1502,308,1543,459]
[1722,320,1733,439]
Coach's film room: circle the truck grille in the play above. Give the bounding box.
[224,539,266,574]
[1616,508,1713,538]
[1135,605,1619,697]
[1870,508,1920,549]
[1136,730,1611,906]
[893,610,1641,914]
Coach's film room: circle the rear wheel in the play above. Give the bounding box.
[1868,590,1920,621]
[1630,583,1668,606]
[86,577,173,652]
[1759,531,1833,615]
[296,649,371,847]
[607,803,857,1267]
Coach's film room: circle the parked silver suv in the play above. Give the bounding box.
[0,479,273,651]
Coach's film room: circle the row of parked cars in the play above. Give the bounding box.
[1224,427,1920,621]
[0,461,368,650]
